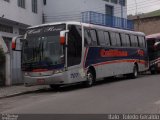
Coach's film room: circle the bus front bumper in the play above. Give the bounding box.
[24,72,69,86]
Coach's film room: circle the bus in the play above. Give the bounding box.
[12,22,148,88]
[146,33,160,74]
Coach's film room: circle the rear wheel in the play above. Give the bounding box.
[151,70,156,74]
[84,70,95,87]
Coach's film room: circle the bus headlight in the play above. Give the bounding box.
[24,72,29,76]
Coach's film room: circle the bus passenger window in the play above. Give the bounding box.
[130,35,138,47]
[115,33,121,46]
[110,32,116,46]
[97,31,105,46]
[90,30,98,46]
[138,36,146,48]
[110,32,121,46]
[121,33,127,46]
[125,34,131,46]
[104,32,110,46]
[84,29,92,46]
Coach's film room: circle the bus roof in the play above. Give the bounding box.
[146,33,160,40]
[28,21,145,36]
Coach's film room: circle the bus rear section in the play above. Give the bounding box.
[147,33,160,74]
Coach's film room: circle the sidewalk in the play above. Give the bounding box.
[0,85,49,99]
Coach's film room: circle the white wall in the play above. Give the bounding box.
[0,0,43,26]
[43,0,127,23]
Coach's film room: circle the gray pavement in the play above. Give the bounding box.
[0,85,48,99]
[0,74,160,114]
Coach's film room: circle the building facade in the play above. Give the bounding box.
[0,0,43,86]
[43,0,127,23]
[128,10,160,35]
[131,16,160,35]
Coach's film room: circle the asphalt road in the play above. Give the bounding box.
[0,74,160,114]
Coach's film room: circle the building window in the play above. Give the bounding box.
[111,0,118,4]
[18,0,25,8]
[0,24,13,33]
[32,0,38,13]
[43,0,46,5]
[4,0,10,2]
[119,0,126,6]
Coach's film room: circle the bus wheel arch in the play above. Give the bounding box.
[84,66,96,87]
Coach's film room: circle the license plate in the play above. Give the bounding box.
[37,79,45,85]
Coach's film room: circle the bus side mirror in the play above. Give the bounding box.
[60,30,69,45]
[12,36,25,51]
[154,42,160,50]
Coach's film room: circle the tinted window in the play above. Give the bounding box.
[125,34,131,46]
[130,35,139,47]
[110,32,121,46]
[115,33,121,46]
[84,28,97,46]
[104,31,110,46]
[97,31,105,46]
[138,36,146,48]
[90,30,97,46]
[110,32,116,46]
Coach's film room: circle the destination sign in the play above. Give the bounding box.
[27,24,66,36]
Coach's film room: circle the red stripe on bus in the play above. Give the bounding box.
[93,59,146,67]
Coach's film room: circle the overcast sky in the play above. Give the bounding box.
[127,0,160,15]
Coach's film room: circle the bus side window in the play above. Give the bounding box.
[110,32,121,47]
[121,33,127,46]
[130,35,138,47]
[110,32,116,46]
[97,30,106,46]
[138,36,146,48]
[125,34,131,47]
[115,33,121,47]
[90,29,98,46]
[84,29,92,46]
[104,31,110,46]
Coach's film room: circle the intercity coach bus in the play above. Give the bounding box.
[12,22,148,88]
[146,33,160,74]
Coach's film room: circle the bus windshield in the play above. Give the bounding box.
[22,24,66,71]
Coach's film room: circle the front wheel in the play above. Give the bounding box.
[84,70,95,87]
[130,65,139,79]
[50,84,61,90]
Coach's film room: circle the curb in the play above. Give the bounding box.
[0,88,47,99]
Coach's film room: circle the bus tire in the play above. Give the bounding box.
[84,69,95,87]
[50,84,60,90]
[130,65,139,79]
[151,70,156,74]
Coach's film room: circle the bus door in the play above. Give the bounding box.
[67,25,83,82]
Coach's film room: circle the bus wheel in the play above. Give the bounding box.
[130,65,139,79]
[85,70,95,87]
[50,84,60,90]
[151,70,156,74]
